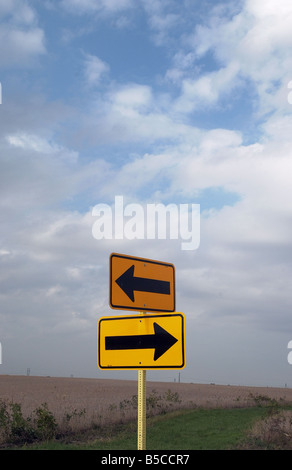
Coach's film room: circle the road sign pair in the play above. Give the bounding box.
[98,253,186,370]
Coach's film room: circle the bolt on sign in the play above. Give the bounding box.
[109,253,175,312]
[98,313,185,370]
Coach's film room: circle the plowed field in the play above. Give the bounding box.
[1,375,292,433]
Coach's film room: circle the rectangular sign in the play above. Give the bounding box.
[98,313,185,370]
[109,253,175,312]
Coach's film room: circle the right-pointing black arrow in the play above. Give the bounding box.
[105,322,178,361]
[115,265,170,302]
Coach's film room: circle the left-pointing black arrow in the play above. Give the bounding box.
[115,265,170,302]
[105,322,178,361]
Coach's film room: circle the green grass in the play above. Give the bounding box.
[13,406,269,450]
[144,407,266,450]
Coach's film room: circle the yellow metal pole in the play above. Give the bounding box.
[137,310,147,450]
[137,368,146,450]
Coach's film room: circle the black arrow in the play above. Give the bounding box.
[105,322,178,361]
[115,265,170,302]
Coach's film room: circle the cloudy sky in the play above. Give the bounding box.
[1,0,292,387]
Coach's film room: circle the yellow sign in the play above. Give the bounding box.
[109,253,175,312]
[98,313,185,370]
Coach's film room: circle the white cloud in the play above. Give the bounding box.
[0,0,45,67]
[111,84,153,113]
[61,0,134,14]
[140,0,180,45]
[80,82,200,145]
[174,62,240,113]
[7,133,64,154]
[83,53,109,86]
[0,0,35,22]
[172,0,292,115]
[0,132,80,212]
[246,0,292,18]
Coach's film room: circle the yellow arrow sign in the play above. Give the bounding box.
[109,253,176,312]
[98,313,185,370]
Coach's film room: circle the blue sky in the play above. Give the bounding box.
[1,0,292,387]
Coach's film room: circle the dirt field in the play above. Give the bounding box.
[1,375,292,434]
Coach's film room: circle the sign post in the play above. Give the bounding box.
[137,368,146,450]
[97,253,186,451]
[138,309,147,451]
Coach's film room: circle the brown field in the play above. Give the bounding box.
[1,375,292,438]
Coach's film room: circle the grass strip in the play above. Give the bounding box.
[14,406,269,450]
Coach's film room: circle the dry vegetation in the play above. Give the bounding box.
[1,375,292,447]
[238,410,292,450]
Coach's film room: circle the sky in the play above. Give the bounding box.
[1,0,292,387]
